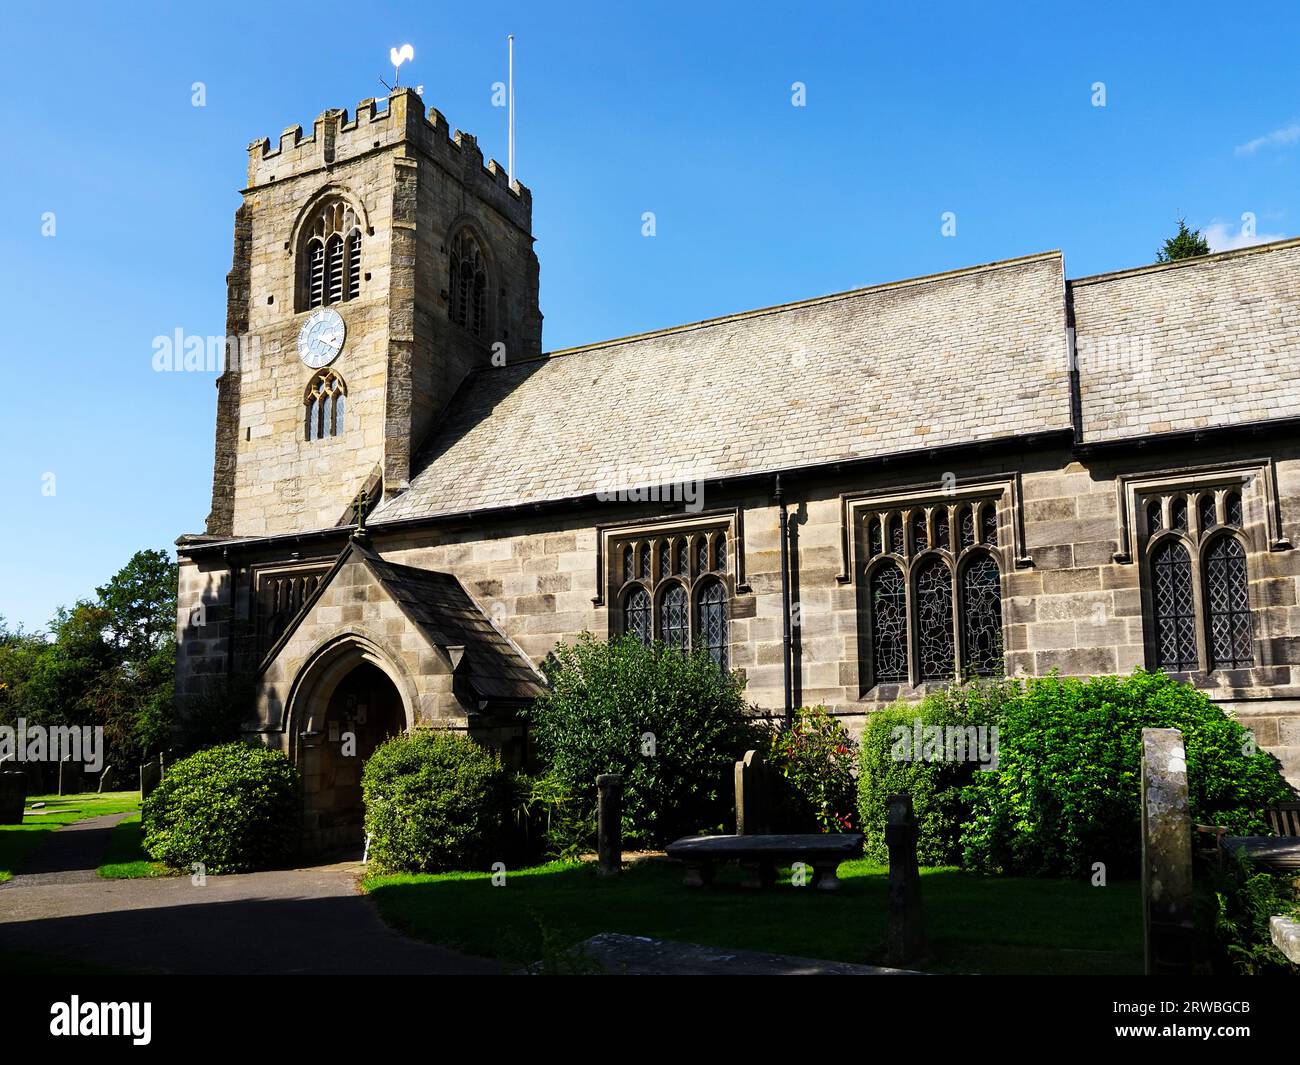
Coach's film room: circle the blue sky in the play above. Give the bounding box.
[1,0,1298,632]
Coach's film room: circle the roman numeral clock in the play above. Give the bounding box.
[298,307,346,368]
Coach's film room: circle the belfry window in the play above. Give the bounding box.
[861,499,1006,686]
[1141,487,1255,673]
[305,369,346,441]
[612,526,733,669]
[300,199,362,310]
[450,230,488,337]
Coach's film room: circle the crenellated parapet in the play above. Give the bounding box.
[245,87,531,231]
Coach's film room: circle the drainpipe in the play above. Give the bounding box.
[775,474,793,728]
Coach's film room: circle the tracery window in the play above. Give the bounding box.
[301,199,362,310]
[861,499,1006,686]
[612,527,733,667]
[450,230,488,337]
[305,369,346,441]
[1142,487,1254,673]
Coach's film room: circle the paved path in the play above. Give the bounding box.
[0,818,501,975]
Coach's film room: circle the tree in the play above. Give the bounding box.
[1157,218,1210,263]
[95,549,177,660]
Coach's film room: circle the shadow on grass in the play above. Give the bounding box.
[364,858,1143,975]
[0,792,141,882]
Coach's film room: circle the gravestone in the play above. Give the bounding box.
[596,773,623,877]
[97,764,115,793]
[0,771,25,824]
[58,758,85,796]
[885,791,928,967]
[734,749,767,835]
[1141,727,1197,975]
[140,756,162,801]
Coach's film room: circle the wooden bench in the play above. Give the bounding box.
[665,833,864,891]
[1196,802,1300,873]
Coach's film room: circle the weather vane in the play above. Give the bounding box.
[380,43,414,92]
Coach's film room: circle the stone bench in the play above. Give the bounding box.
[665,832,864,891]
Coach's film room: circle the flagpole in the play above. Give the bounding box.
[508,34,516,183]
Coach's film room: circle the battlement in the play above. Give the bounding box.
[245,87,531,232]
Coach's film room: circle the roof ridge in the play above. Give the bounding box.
[1068,234,1300,287]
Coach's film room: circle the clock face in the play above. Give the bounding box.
[297,308,346,369]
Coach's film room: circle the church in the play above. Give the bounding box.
[175,88,1300,851]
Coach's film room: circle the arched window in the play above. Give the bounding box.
[916,557,955,680]
[613,526,733,663]
[958,504,976,549]
[1171,496,1189,532]
[659,584,689,650]
[911,511,928,553]
[870,562,908,683]
[961,553,1003,677]
[623,586,651,648]
[450,230,488,337]
[1204,536,1253,669]
[305,370,347,441]
[934,507,950,550]
[1151,539,1196,671]
[299,199,362,310]
[1225,490,1243,526]
[697,580,728,669]
[888,514,904,554]
[1147,499,1163,535]
[868,516,883,557]
[1198,494,1217,533]
[981,504,998,546]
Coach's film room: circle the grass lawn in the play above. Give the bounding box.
[97,814,172,879]
[364,857,1142,975]
[0,791,142,883]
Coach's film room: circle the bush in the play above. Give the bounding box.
[1198,848,1300,975]
[858,679,1011,865]
[362,729,510,873]
[142,742,299,873]
[961,670,1294,877]
[766,706,858,832]
[529,633,765,846]
[511,771,595,862]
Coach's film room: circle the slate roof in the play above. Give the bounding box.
[361,549,547,703]
[372,252,1072,522]
[1071,237,1300,444]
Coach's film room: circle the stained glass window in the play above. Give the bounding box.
[660,584,689,650]
[1171,496,1188,532]
[1205,536,1253,669]
[1152,539,1197,671]
[934,507,950,550]
[916,557,955,680]
[868,516,883,557]
[959,505,976,550]
[697,580,728,669]
[981,504,998,546]
[911,511,928,553]
[624,586,651,648]
[622,546,635,585]
[870,562,907,683]
[888,514,905,555]
[1198,494,1217,533]
[1225,490,1243,526]
[961,554,1003,677]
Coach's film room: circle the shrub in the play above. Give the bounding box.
[529,633,765,846]
[1198,848,1300,975]
[362,729,510,873]
[961,670,1294,877]
[766,705,858,832]
[858,679,1011,864]
[142,742,299,874]
[510,770,595,862]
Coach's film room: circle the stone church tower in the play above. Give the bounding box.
[206,87,542,538]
